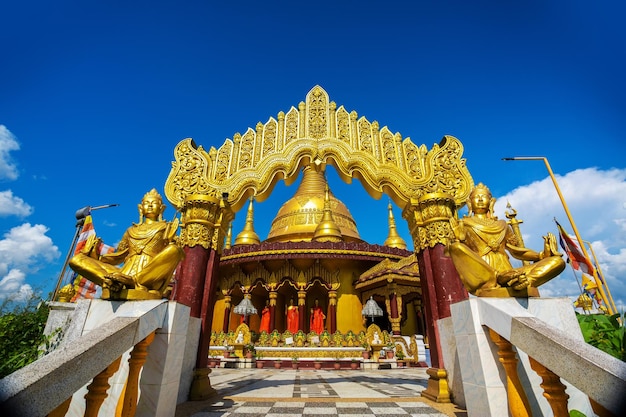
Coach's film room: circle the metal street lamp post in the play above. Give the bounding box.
[583,240,618,313]
[502,156,614,314]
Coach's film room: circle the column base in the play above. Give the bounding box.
[189,368,217,401]
[421,367,451,403]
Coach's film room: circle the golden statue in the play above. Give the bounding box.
[447,183,565,297]
[69,189,185,300]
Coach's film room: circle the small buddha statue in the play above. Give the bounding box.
[447,183,565,296]
[69,189,184,300]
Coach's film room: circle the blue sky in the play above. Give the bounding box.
[1,1,625,311]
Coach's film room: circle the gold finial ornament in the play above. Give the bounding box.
[505,201,529,266]
[234,197,260,245]
[312,184,343,242]
[57,284,75,302]
[384,201,407,249]
[68,189,185,300]
[447,183,566,297]
[224,223,232,250]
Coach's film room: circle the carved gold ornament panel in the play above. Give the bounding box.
[165,86,473,212]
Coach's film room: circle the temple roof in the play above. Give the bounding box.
[355,254,420,290]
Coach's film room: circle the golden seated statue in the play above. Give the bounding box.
[69,189,184,300]
[447,183,565,297]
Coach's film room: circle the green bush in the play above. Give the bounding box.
[0,296,50,378]
[576,312,625,361]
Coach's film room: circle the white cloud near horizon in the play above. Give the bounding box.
[0,223,60,300]
[0,125,20,181]
[493,167,626,310]
[0,190,33,217]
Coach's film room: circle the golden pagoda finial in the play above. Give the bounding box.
[234,197,260,245]
[313,184,343,242]
[224,222,232,249]
[505,201,529,266]
[384,201,407,249]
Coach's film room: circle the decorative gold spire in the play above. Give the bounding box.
[234,197,260,245]
[313,184,343,242]
[266,165,361,242]
[384,201,407,249]
[224,223,232,249]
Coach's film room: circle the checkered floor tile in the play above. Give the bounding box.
[192,400,447,417]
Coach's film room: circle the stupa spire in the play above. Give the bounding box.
[234,197,260,245]
[312,184,343,242]
[384,201,407,249]
[224,223,232,249]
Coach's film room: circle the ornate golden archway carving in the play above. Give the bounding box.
[165,85,473,213]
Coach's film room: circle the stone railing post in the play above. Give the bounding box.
[83,357,122,417]
[488,329,532,417]
[529,357,570,417]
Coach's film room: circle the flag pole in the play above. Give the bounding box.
[583,240,618,314]
[502,156,614,314]
[51,207,90,301]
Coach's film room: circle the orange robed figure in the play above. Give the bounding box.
[259,300,271,333]
[286,298,299,334]
[310,298,326,334]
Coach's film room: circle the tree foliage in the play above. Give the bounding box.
[0,296,50,378]
[576,312,625,362]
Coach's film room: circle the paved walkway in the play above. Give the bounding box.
[176,368,467,417]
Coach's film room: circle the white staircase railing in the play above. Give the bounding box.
[0,299,191,417]
[448,297,626,417]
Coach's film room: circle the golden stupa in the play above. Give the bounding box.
[266,165,361,243]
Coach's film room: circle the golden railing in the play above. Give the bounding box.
[0,307,165,416]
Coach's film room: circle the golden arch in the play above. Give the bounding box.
[165,85,473,213]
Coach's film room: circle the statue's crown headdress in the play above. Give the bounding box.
[143,188,163,201]
[471,182,491,197]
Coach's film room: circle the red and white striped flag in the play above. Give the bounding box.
[70,215,114,301]
[555,220,595,276]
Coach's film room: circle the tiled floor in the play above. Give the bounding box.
[189,400,447,416]
[176,368,466,417]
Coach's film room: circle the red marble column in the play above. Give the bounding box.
[298,290,306,332]
[328,290,337,334]
[417,243,468,368]
[430,244,467,316]
[172,193,232,400]
[416,246,443,369]
[269,291,277,332]
[389,285,401,335]
[196,249,221,369]
[404,192,469,403]
[173,245,210,317]
[414,299,426,342]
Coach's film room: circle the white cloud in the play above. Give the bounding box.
[0,223,60,299]
[493,167,626,310]
[0,125,20,181]
[0,190,33,217]
[0,269,33,302]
